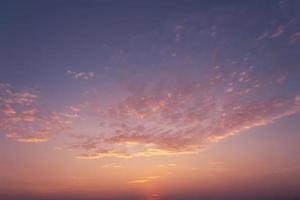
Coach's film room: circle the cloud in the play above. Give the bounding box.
[256,31,269,40]
[68,68,300,159]
[2,67,300,159]
[76,151,130,160]
[101,164,124,169]
[289,31,300,44]
[6,134,48,143]
[157,163,177,168]
[269,25,284,39]
[67,70,95,80]
[0,84,78,143]
[295,95,300,105]
[0,83,37,105]
[128,176,161,184]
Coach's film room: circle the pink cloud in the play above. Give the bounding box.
[67,70,300,159]
[2,68,299,158]
[0,84,77,143]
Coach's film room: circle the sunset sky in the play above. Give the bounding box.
[1,0,300,200]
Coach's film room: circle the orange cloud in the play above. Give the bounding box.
[128,176,161,184]
[5,132,48,143]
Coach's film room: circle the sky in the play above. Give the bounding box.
[0,0,300,200]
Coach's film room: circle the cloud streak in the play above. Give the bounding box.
[128,176,161,184]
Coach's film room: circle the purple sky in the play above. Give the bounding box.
[1,1,300,200]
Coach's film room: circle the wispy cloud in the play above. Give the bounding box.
[67,70,95,80]
[289,31,300,44]
[157,163,177,168]
[128,176,161,184]
[100,164,124,169]
[269,25,284,39]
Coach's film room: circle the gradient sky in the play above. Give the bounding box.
[1,1,300,200]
